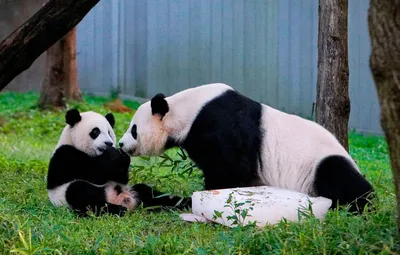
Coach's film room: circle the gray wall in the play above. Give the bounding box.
[76,0,381,135]
[0,0,381,134]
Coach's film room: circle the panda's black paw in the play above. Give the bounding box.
[117,148,131,168]
[103,203,128,217]
[131,183,192,210]
[102,146,120,159]
[132,184,154,198]
[99,147,120,166]
[131,183,157,205]
[100,147,131,173]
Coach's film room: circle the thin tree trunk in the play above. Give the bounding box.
[368,0,400,233]
[39,35,66,108]
[38,27,82,108]
[0,0,100,91]
[316,0,350,151]
[64,28,82,101]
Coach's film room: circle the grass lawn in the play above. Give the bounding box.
[0,91,398,254]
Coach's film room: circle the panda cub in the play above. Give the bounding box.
[119,83,375,214]
[47,108,190,216]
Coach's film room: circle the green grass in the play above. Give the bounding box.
[0,91,398,254]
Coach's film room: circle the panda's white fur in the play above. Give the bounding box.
[119,83,375,214]
[258,105,356,194]
[54,111,116,157]
[48,182,71,207]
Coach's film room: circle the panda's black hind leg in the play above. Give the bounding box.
[132,183,192,211]
[313,155,375,214]
[66,181,127,217]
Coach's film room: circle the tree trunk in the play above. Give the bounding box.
[64,28,82,101]
[38,27,82,108]
[316,0,350,152]
[0,0,100,91]
[368,0,400,233]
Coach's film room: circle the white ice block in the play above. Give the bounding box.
[182,186,332,228]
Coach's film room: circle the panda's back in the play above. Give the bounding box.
[259,105,356,193]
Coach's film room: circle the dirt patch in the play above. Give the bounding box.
[0,116,5,127]
[103,99,134,113]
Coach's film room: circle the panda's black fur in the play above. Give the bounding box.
[46,109,191,217]
[181,89,264,190]
[119,83,375,214]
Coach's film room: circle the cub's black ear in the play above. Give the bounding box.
[105,113,115,128]
[151,93,169,119]
[66,108,81,127]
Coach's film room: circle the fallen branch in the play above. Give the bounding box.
[0,0,100,91]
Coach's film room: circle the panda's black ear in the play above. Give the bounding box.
[151,93,169,119]
[66,108,81,127]
[105,113,115,128]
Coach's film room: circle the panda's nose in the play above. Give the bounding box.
[119,142,124,148]
[105,142,113,147]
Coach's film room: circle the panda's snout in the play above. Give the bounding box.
[119,143,135,155]
[105,141,113,147]
[118,134,138,155]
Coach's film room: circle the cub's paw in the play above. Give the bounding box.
[114,186,139,211]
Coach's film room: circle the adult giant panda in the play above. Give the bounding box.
[118,83,375,214]
[47,108,191,217]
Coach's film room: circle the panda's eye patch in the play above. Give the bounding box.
[90,127,101,139]
[131,124,137,139]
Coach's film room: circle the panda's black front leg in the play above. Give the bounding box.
[132,183,192,211]
[66,181,127,217]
